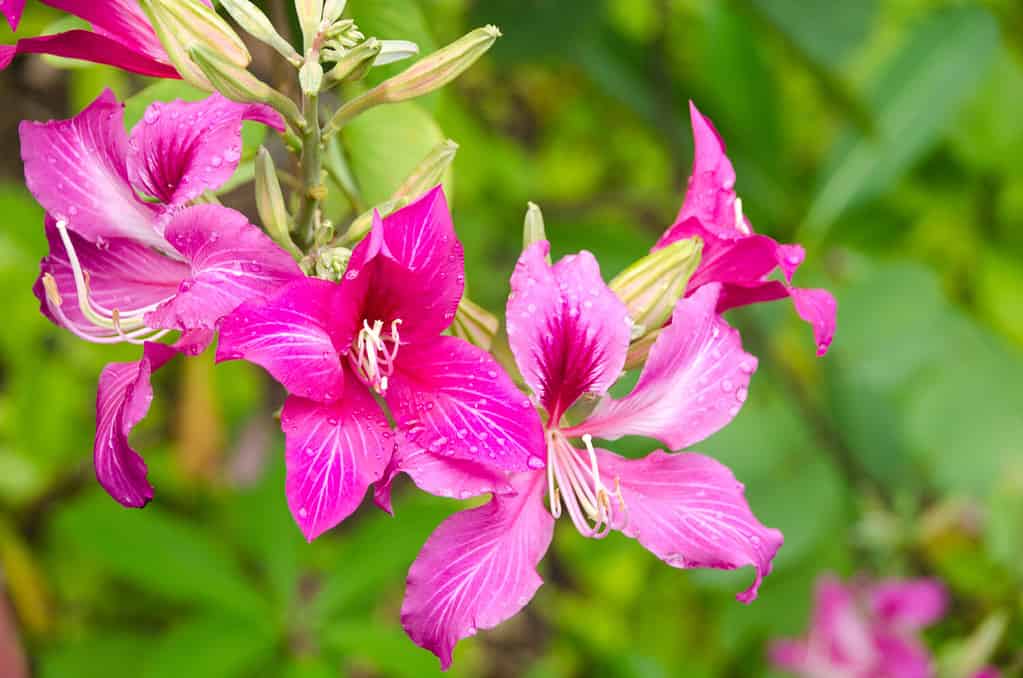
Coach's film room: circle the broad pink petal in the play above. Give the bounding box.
[868,579,947,630]
[217,277,351,402]
[386,336,545,472]
[94,342,177,507]
[576,284,756,450]
[19,89,165,249]
[144,205,301,333]
[373,431,514,512]
[401,472,553,669]
[127,95,283,207]
[342,187,464,343]
[33,217,186,338]
[596,448,782,603]
[812,576,875,668]
[42,0,169,63]
[1,30,179,78]
[507,241,630,421]
[872,632,934,678]
[280,387,393,541]
[767,639,810,672]
[2,0,25,31]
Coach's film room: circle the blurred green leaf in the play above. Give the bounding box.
[805,6,1000,236]
[40,632,151,678]
[747,0,877,69]
[322,620,446,678]
[143,614,276,678]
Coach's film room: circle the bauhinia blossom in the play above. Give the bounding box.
[22,89,300,506]
[1,0,192,78]
[394,239,783,669]
[655,102,837,356]
[217,187,545,541]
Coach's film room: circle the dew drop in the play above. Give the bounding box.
[735,387,748,403]
[721,379,734,393]
[527,456,545,470]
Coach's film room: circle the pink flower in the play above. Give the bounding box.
[217,187,545,541]
[22,89,300,507]
[655,102,837,356]
[394,240,783,669]
[770,574,948,678]
[1,0,187,78]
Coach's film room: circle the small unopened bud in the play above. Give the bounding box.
[220,0,302,65]
[322,0,348,25]
[451,297,499,351]
[374,40,419,66]
[189,46,304,129]
[315,246,353,281]
[141,0,251,91]
[609,236,702,336]
[324,38,381,85]
[324,25,501,136]
[523,202,549,262]
[393,140,458,202]
[299,60,324,95]
[295,0,324,51]
[255,147,301,259]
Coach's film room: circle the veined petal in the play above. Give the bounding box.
[596,449,782,603]
[576,284,756,450]
[374,430,515,513]
[34,217,186,339]
[94,342,177,507]
[386,336,544,472]
[344,187,464,343]
[217,277,351,402]
[0,30,180,78]
[42,0,169,63]
[19,89,166,249]
[144,205,301,332]
[868,579,947,630]
[507,241,630,420]
[2,0,25,31]
[280,388,393,541]
[401,472,553,669]
[127,95,283,207]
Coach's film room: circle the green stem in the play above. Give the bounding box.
[294,92,323,249]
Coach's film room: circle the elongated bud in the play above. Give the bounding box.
[523,202,549,260]
[451,297,499,351]
[295,0,324,51]
[255,148,301,259]
[343,197,408,245]
[324,38,381,85]
[322,0,348,25]
[374,40,419,66]
[393,140,458,202]
[141,0,251,90]
[624,329,659,371]
[610,236,702,336]
[299,60,324,95]
[324,25,500,136]
[220,0,302,65]
[189,46,304,129]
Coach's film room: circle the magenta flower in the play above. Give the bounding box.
[395,240,783,669]
[770,574,948,678]
[22,89,300,506]
[1,0,184,78]
[655,102,837,356]
[217,187,545,541]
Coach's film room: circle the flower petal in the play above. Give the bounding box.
[19,89,165,249]
[401,472,552,669]
[1,29,179,77]
[33,216,186,339]
[576,284,756,450]
[94,342,177,507]
[280,386,393,541]
[386,336,545,472]
[596,448,782,603]
[373,430,515,513]
[144,205,301,333]
[2,0,25,31]
[507,241,630,420]
[127,95,283,207]
[343,187,464,343]
[42,0,170,63]
[217,277,351,402]
[868,579,947,630]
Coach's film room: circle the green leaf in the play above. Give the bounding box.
[142,614,277,678]
[748,0,877,69]
[40,632,151,678]
[52,492,269,617]
[804,6,1000,237]
[322,620,446,678]
[341,101,445,205]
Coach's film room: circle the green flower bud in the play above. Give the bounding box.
[609,237,702,337]
[523,202,549,262]
[392,139,458,202]
[255,148,301,259]
[219,0,302,65]
[451,297,499,352]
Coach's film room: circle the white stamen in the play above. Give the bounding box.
[351,318,402,394]
[544,431,625,539]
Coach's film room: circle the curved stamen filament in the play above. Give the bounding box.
[351,318,402,393]
[545,431,625,539]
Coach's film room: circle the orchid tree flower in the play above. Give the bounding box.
[1,0,190,77]
[21,89,301,506]
[654,102,837,356]
[770,575,949,678]
[217,187,545,542]
[394,239,783,669]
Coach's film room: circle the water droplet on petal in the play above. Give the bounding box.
[527,456,545,470]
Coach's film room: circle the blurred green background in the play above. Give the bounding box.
[1,0,1022,676]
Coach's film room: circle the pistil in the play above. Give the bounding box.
[351,318,402,393]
